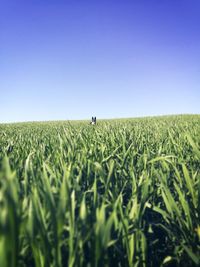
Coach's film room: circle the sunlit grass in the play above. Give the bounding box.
[0,115,199,267]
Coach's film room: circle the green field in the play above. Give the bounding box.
[0,115,199,267]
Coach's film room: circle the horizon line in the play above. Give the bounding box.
[0,113,199,125]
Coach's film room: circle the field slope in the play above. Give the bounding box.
[0,115,200,267]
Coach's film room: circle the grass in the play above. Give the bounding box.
[0,114,199,267]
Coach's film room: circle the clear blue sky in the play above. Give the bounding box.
[0,0,200,123]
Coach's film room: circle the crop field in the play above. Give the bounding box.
[0,115,199,267]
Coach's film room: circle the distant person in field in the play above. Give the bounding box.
[90,117,96,125]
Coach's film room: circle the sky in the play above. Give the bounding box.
[0,0,200,123]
